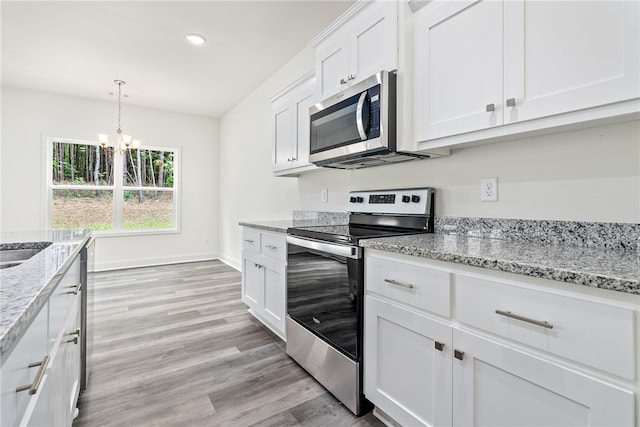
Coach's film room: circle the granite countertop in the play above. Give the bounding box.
[0,229,92,361]
[239,214,349,234]
[360,233,640,295]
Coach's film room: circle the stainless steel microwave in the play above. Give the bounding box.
[309,71,427,169]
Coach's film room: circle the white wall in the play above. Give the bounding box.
[219,49,640,268]
[299,120,640,221]
[218,50,316,269]
[1,86,220,270]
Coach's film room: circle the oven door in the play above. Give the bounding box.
[286,235,363,361]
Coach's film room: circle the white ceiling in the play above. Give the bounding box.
[1,1,354,118]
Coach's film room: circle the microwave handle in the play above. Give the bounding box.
[356,91,368,141]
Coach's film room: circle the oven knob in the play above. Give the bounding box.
[350,196,357,203]
[356,196,364,203]
[402,195,410,203]
[411,195,421,203]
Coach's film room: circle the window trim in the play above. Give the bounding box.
[44,136,181,235]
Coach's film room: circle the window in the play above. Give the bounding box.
[47,138,178,233]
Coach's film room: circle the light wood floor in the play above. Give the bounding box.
[73,260,384,427]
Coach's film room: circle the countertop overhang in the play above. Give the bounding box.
[359,233,639,295]
[0,229,92,361]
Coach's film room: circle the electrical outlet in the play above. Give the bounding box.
[321,189,328,203]
[480,177,498,202]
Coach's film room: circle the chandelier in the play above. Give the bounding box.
[98,80,140,154]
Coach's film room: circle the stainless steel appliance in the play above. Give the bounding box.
[286,188,435,415]
[309,71,430,169]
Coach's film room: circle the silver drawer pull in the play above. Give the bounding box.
[434,341,444,351]
[265,245,278,250]
[384,279,414,290]
[244,239,255,244]
[66,328,80,345]
[66,283,82,295]
[16,355,50,395]
[495,309,553,329]
[485,103,495,112]
[506,97,516,107]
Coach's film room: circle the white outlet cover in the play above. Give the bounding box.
[481,177,498,202]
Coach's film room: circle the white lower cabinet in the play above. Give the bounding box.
[241,228,287,339]
[364,249,638,427]
[1,252,84,427]
[452,329,634,427]
[365,295,452,427]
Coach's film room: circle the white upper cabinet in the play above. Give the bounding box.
[414,0,504,140]
[414,0,640,146]
[313,0,398,100]
[270,71,317,177]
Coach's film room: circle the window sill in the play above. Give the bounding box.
[92,228,180,238]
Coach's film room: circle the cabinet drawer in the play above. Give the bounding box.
[48,256,81,350]
[242,229,261,252]
[261,233,286,262]
[455,274,636,380]
[366,253,451,318]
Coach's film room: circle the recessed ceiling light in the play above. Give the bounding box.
[185,33,206,46]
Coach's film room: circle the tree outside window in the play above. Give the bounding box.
[48,138,178,233]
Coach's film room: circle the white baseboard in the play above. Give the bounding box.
[95,251,219,272]
[218,254,241,271]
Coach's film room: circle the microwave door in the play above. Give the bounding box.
[310,91,368,156]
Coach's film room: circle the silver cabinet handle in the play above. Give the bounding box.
[495,309,553,329]
[253,263,264,269]
[265,245,278,250]
[348,74,356,81]
[16,355,49,395]
[286,157,297,162]
[244,239,254,243]
[384,279,414,290]
[66,328,80,345]
[340,78,347,85]
[435,341,445,351]
[506,98,516,107]
[486,103,495,112]
[66,282,82,295]
[454,350,465,361]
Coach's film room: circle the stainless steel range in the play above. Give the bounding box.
[286,187,435,415]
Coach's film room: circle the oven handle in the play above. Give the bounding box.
[287,235,361,259]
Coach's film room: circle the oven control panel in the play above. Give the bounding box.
[348,188,434,215]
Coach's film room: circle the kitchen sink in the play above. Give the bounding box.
[0,243,52,269]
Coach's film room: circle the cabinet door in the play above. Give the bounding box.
[503,0,640,124]
[1,306,48,427]
[272,100,295,172]
[262,259,286,337]
[414,0,503,142]
[241,251,264,311]
[452,329,635,427]
[291,80,316,169]
[315,34,349,100]
[348,0,397,86]
[63,299,81,422]
[364,296,452,427]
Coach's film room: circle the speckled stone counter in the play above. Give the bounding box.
[0,230,92,361]
[360,233,639,295]
[239,211,348,233]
